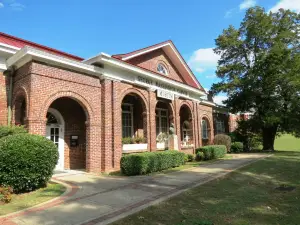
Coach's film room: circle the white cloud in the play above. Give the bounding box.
[188,48,220,73]
[239,0,256,10]
[269,0,300,13]
[0,2,4,8]
[213,95,228,105]
[205,74,217,79]
[10,2,25,10]
[225,8,236,18]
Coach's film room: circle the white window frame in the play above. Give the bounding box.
[202,119,209,140]
[182,120,192,143]
[156,108,169,137]
[122,103,134,138]
[157,63,168,75]
[216,120,225,134]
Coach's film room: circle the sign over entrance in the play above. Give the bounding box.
[157,89,174,100]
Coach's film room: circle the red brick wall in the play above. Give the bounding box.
[9,60,215,172]
[0,72,7,125]
[127,49,186,84]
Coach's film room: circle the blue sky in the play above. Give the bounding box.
[1,0,299,104]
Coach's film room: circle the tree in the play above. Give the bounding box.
[212,7,300,150]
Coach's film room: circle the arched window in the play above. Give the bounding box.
[182,120,192,143]
[47,112,58,124]
[202,119,209,139]
[157,63,168,75]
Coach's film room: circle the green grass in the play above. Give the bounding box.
[275,134,300,151]
[0,182,66,216]
[112,136,300,225]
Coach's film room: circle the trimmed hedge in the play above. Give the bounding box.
[121,150,185,175]
[0,133,58,193]
[213,134,231,152]
[195,145,227,160]
[231,142,243,153]
[0,125,27,139]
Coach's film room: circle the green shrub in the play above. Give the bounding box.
[0,133,58,193]
[133,136,146,144]
[196,145,227,160]
[187,154,194,162]
[231,142,244,153]
[0,186,13,203]
[195,151,204,161]
[122,137,133,144]
[121,150,185,175]
[213,134,231,152]
[0,125,27,139]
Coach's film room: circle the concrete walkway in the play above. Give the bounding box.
[2,154,269,225]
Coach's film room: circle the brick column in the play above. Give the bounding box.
[148,90,156,151]
[193,102,199,148]
[198,104,203,147]
[27,118,46,135]
[86,122,101,173]
[112,81,122,170]
[174,96,181,150]
[101,79,113,171]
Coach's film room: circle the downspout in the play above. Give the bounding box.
[3,66,15,126]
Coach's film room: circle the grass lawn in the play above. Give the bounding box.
[275,133,300,151]
[112,136,300,225]
[0,182,66,216]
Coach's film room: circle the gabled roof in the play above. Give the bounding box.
[112,40,205,91]
[0,32,83,61]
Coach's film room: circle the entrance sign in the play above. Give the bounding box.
[157,89,174,100]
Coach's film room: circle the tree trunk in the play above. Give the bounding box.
[262,126,278,151]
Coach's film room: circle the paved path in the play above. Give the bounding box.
[1,154,269,225]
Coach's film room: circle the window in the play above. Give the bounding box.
[202,119,209,139]
[182,121,192,143]
[156,108,168,136]
[157,63,168,75]
[216,120,225,134]
[122,104,133,138]
[47,112,58,124]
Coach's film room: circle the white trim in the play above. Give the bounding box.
[122,43,170,61]
[121,42,201,89]
[46,108,65,171]
[0,43,20,55]
[100,53,206,96]
[122,143,148,151]
[6,46,103,75]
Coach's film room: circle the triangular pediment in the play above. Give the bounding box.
[112,41,204,91]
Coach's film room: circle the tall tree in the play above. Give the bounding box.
[212,7,300,150]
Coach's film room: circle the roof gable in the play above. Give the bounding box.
[112,40,205,91]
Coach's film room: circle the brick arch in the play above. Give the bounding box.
[201,114,213,144]
[12,87,29,125]
[201,114,213,129]
[178,101,194,120]
[39,91,94,121]
[120,88,149,112]
[156,60,170,75]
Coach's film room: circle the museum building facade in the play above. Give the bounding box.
[0,32,216,172]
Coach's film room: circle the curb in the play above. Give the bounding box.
[0,177,79,223]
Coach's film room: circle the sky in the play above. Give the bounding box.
[1,0,299,104]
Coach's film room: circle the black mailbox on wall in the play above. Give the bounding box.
[70,135,79,147]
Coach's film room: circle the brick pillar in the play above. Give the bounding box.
[112,81,122,170]
[27,118,46,135]
[198,104,203,147]
[101,79,113,171]
[0,73,8,125]
[193,101,198,149]
[174,96,181,150]
[86,122,101,173]
[148,90,156,151]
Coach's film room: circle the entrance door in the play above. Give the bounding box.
[46,109,65,171]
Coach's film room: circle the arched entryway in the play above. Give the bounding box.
[46,108,65,170]
[121,93,147,150]
[45,97,88,170]
[202,117,212,145]
[13,95,26,126]
[179,104,194,147]
[155,101,174,150]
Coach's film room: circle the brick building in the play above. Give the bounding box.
[0,32,217,172]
